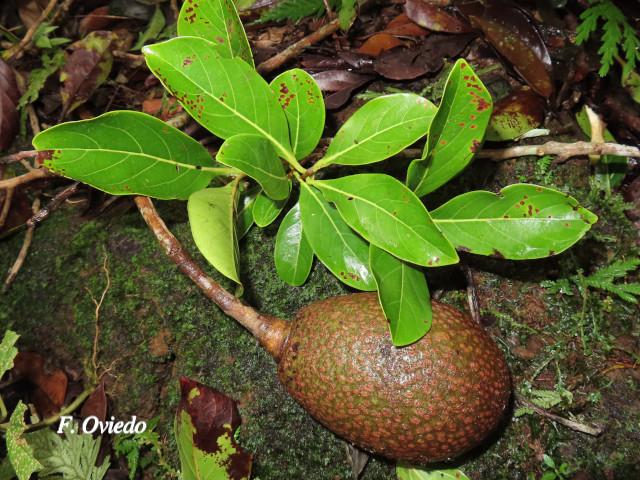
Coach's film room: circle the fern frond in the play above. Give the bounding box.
[581,258,640,303]
[575,0,640,77]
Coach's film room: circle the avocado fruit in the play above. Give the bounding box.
[277,292,511,464]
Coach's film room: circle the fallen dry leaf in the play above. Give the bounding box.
[12,352,68,418]
[384,13,429,37]
[0,59,19,151]
[80,381,108,422]
[405,0,471,33]
[79,6,116,36]
[18,0,50,29]
[358,33,404,57]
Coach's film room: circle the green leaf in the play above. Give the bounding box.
[274,202,314,286]
[28,422,110,480]
[237,186,259,239]
[133,6,166,50]
[7,402,42,480]
[188,184,240,284]
[270,68,325,160]
[407,59,492,197]
[177,0,253,66]
[252,191,287,228]
[396,465,470,480]
[176,378,252,480]
[369,245,431,346]
[431,184,597,259]
[0,330,19,379]
[575,106,627,191]
[217,134,290,200]
[143,38,293,162]
[313,174,458,267]
[315,93,436,168]
[299,182,375,290]
[33,111,220,200]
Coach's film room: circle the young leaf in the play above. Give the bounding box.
[217,134,290,200]
[313,174,458,267]
[274,202,314,286]
[407,59,492,197]
[0,330,19,379]
[370,245,431,346]
[33,111,219,200]
[133,6,166,50]
[237,186,259,239]
[143,38,293,161]
[7,402,42,480]
[188,184,241,284]
[177,0,253,66]
[397,465,470,480]
[299,182,375,291]
[314,93,436,169]
[176,377,252,480]
[252,191,287,228]
[270,68,325,160]
[431,184,598,259]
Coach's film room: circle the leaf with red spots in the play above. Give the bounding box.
[404,0,471,34]
[314,93,437,169]
[178,0,253,66]
[486,87,545,141]
[407,59,492,197]
[0,58,19,151]
[59,31,115,118]
[370,244,432,347]
[431,184,597,260]
[175,377,252,480]
[459,0,554,98]
[269,69,325,160]
[33,111,219,200]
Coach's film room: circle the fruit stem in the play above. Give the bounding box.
[134,196,290,359]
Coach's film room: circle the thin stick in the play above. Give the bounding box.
[27,182,79,227]
[0,150,38,165]
[0,187,14,229]
[134,196,290,359]
[462,264,481,325]
[257,18,341,74]
[477,141,640,162]
[3,198,40,293]
[514,393,604,436]
[0,168,50,190]
[3,0,58,61]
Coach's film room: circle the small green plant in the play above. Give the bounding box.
[32,0,597,346]
[113,417,172,479]
[576,0,640,77]
[539,454,573,480]
[260,0,356,26]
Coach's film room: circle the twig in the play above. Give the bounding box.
[477,141,640,162]
[134,196,289,359]
[3,0,58,61]
[461,264,481,325]
[3,198,40,293]
[514,392,604,436]
[85,253,111,377]
[112,50,145,64]
[0,168,50,189]
[27,182,79,227]
[257,18,341,74]
[0,150,38,165]
[0,187,14,229]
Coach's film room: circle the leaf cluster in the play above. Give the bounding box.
[576,0,640,77]
[32,0,597,346]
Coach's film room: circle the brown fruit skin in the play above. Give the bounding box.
[277,293,511,464]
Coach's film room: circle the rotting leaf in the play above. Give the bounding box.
[404,0,471,34]
[0,59,19,151]
[79,6,115,36]
[358,33,404,57]
[383,13,429,37]
[486,87,545,141]
[312,70,374,110]
[80,381,107,422]
[459,0,554,98]
[12,352,68,419]
[374,33,475,81]
[176,377,252,480]
[60,31,115,117]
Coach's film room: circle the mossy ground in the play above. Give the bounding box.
[0,152,638,479]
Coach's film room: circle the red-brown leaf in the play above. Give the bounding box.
[80,381,108,422]
[405,0,471,34]
[79,6,116,36]
[0,59,19,151]
[384,13,429,37]
[358,33,404,57]
[12,352,69,417]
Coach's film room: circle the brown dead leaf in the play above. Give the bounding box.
[0,188,33,238]
[358,33,404,57]
[81,381,108,422]
[60,31,116,118]
[312,70,374,109]
[0,59,19,151]
[79,6,116,36]
[405,0,471,34]
[384,13,429,37]
[12,352,68,418]
[18,0,49,29]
